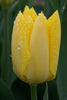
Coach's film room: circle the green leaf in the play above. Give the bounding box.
[0,18,4,36]
[0,8,17,86]
[48,80,59,100]
[1,0,29,86]
[58,0,65,13]
[48,0,65,20]
[9,0,19,13]
[8,14,17,86]
[0,79,14,100]
[43,83,48,100]
[57,3,67,100]
[11,78,30,100]
[48,0,59,10]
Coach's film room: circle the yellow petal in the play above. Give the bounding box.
[23,6,37,21]
[47,10,61,81]
[29,7,37,21]
[24,12,50,85]
[11,11,31,81]
[23,6,30,16]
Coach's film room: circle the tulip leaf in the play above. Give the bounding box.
[9,0,18,13]
[48,80,59,100]
[0,18,4,35]
[43,83,48,100]
[0,79,14,100]
[8,14,17,86]
[57,3,67,100]
[48,0,65,20]
[58,0,65,12]
[48,0,59,10]
[11,78,30,100]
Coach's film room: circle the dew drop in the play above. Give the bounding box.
[18,43,20,50]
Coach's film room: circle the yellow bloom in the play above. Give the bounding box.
[11,6,61,85]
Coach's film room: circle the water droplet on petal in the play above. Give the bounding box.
[18,43,20,50]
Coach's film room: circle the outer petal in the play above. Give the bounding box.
[11,11,33,82]
[23,6,37,21]
[47,10,61,81]
[24,13,50,85]
[29,7,37,21]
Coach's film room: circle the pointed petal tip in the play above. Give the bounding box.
[24,5,29,10]
[54,10,60,17]
[38,11,47,19]
[48,10,60,21]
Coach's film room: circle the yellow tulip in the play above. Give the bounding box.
[11,6,61,85]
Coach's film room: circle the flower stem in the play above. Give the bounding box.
[43,83,48,100]
[30,85,37,100]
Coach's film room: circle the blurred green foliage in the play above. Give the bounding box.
[0,0,67,100]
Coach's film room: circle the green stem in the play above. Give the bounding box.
[43,83,48,100]
[2,9,9,84]
[30,85,37,100]
[46,83,48,100]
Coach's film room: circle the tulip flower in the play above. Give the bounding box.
[11,6,61,85]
